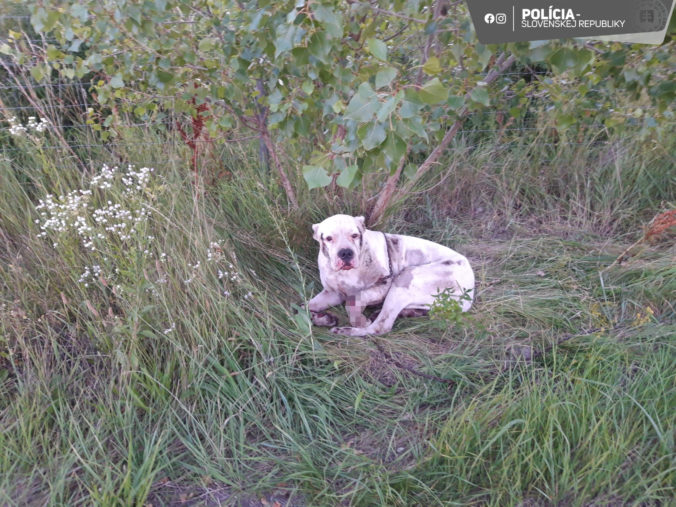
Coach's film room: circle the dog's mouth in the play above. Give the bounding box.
[335,260,355,271]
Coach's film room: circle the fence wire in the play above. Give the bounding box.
[0,78,665,168]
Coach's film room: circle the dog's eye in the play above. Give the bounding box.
[351,233,360,239]
[325,236,332,242]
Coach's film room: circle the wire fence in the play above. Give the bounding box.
[0,71,667,173]
[0,81,95,90]
[0,139,626,173]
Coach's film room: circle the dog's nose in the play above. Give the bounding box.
[338,248,354,262]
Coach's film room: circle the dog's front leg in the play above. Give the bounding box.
[339,281,392,331]
[308,289,343,312]
[333,285,411,336]
[307,289,344,327]
[345,295,370,327]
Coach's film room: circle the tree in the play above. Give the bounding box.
[5,0,674,221]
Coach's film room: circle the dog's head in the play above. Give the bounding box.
[312,214,366,271]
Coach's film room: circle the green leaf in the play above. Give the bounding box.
[383,133,406,169]
[291,47,309,65]
[623,68,641,83]
[313,5,343,38]
[336,164,359,188]
[110,74,124,88]
[156,69,173,84]
[549,48,575,73]
[275,24,305,58]
[198,37,217,52]
[404,0,421,15]
[549,47,593,74]
[332,155,346,172]
[302,80,314,95]
[470,87,490,107]
[418,77,448,104]
[399,100,422,119]
[70,3,89,22]
[303,165,331,189]
[361,122,386,151]
[366,38,387,61]
[249,10,265,31]
[423,56,442,75]
[424,21,438,35]
[375,67,397,90]
[46,46,62,60]
[403,163,416,180]
[68,36,83,51]
[331,99,346,114]
[556,113,576,129]
[476,44,492,69]
[573,49,593,73]
[30,65,45,81]
[652,80,675,101]
[529,40,554,61]
[644,117,658,128]
[308,32,330,62]
[43,11,60,31]
[447,95,464,110]
[398,116,428,141]
[268,88,283,111]
[509,106,522,118]
[344,82,379,122]
[376,96,397,122]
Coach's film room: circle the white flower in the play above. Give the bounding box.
[7,115,50,137]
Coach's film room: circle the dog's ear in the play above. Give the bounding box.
[312,223,320,241]
[355,216,366,233]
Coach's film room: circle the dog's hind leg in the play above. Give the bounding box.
[369,307,428,321]
[331,260,474,336]
[399,308,429,318]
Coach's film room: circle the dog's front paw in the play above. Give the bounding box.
[311,311,339,327]
[330,326,370,337]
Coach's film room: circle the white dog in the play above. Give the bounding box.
[307,214,475,336]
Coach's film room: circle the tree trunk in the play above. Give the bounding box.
[368,145,411,225]
[369,52,517,222]
[260,127,299,210]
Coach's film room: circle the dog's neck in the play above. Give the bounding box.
[357,229,390,277]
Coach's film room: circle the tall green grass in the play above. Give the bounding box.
[0,120,674,505]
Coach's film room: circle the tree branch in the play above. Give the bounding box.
[260,126,299,210]
[398,53,517,196]
[368,145,411,225]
